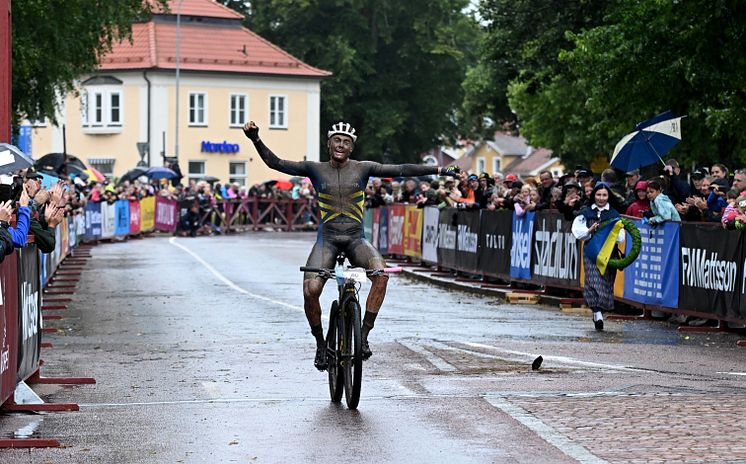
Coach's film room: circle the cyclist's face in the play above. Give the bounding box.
[328,135,354,162]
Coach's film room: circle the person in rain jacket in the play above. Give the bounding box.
[646,179,681,225]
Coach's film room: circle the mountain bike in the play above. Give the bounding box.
[301,254,399,409]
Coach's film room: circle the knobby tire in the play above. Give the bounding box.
[326,301,343,403]
[342,298,363,409]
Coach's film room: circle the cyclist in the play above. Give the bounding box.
[243,120,459,370]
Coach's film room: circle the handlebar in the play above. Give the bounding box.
[299,266,403,278]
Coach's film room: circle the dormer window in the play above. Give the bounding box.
[81,76,123,134]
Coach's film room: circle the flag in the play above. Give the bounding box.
[584,218,624,275]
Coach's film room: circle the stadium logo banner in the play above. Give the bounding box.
[510,211,534,280]
[478,209,512,278]
[531,211,580,287]
[421,207,439,264]
[455,210,480,274]
[437,208,458,270]
[623,221,679,308]
[679,222,742,319]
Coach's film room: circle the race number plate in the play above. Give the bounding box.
[343,268,367,283]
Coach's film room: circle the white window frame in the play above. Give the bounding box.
[229,93,248,127]
[81,87,124,133]
[189,92,208,126]
[229,161,247,186]
[269,95,287,129]
[492,157,501,174]
[476,156,486,174]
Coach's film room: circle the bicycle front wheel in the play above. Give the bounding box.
[326,301,343,403]
[341,298,363,409]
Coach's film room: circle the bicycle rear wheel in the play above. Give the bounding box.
[341,298,363,409]
[326,301,343,403]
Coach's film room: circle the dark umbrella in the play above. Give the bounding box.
[119,166,149,183]
[35,152,88,175]
[145,166,177,180]
[0,143,34,175]
[202,175,220,183]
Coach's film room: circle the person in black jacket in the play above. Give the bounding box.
[662,159,691,204]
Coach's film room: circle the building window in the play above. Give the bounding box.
[110,91,121,125]
[88,158,116,176]
[80,76,124,134]
[229,161,246,186]
[230,94,248,127]
[188,161,205,183]
[492,158,501,174]
[93,92,104,126]
[189,92,207,126]
[269,95,287,129]
[476,157,486,174]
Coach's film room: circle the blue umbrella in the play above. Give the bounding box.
[145,166,177,180]
[610,111,683,172]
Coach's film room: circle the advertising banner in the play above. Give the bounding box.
[679,222,742,319]
[421,207,439,264]
[531,211,580,288]
[0,251,18,405]
[478,209,512,278]
[510,211,534,280]
[67,216,76,254]
[76,214,86,245]
[115,200,130,236]
[437,208,458,270]
[403,206,423,258]
[129,200,141,235]
[85,201,102,240]
[60,217,69,259]
[378,207,389,255]
[155,197,178,232]
[387,204,405,256]
[623,221,680,308]
[455,210,480,274]
[140,197,156,232]
[16,245,41,382]
[371,208,380,249]
[101,202,116,239]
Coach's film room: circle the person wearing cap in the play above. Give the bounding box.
[624,170,640,206]
[557,181,584,221]
[242,120,460,371]
[23,170,62,253]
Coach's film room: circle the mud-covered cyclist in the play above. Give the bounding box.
[243,121,459,370]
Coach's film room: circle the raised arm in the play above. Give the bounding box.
[242,121,310,177]
[364,161,459,178]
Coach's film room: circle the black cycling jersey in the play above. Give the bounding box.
[252,139,438,278]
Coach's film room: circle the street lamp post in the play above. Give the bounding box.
[174,0,183,163]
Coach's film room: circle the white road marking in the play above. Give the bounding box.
[717,372,746,376]
[397,339,458,372]
[485,396,609,464]
[463,342,635,372]
[169,237,307,314]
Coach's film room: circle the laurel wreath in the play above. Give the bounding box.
[603,217,642,270]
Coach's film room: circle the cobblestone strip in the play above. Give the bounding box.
[485,396,610,464]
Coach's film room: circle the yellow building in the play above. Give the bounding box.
[30,0,330,186]
[461,133,564,178]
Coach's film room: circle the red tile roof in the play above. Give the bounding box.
[153,0,244,19]
[99,0,330,78]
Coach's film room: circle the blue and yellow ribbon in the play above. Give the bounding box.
[584,218,625,275]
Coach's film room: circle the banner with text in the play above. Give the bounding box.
[129,201,141,235]
[371,208,380,249]
[403,206,423,258]
[140,197,156,232]
[387,205,406,256]
[455,210,480,274]
[437,208,458,270]
[623,221,680,308]
[679,222,743,319]
[16,245,41,382]
[115,200,130,237]
[510,211,534,280]
[0,251,18,404]
[478,209,512,278]
[101,202,116,239]
[378,207,389,255]
[530,211,580,288]
[421,207,439,264]
[84,202,102,240]
[155,197,178,232]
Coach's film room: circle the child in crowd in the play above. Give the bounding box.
[514,184,536,216]
[646,179,681,224]
[625,180,650,218]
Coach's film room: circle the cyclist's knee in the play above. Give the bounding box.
[303,278,324,300]
[370,273,389,287]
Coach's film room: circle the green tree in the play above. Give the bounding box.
[12,0,165,126]
[224,0,480,162]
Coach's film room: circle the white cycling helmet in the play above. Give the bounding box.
[327,121,357,142]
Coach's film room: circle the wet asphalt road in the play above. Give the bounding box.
[2,231,746,463]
